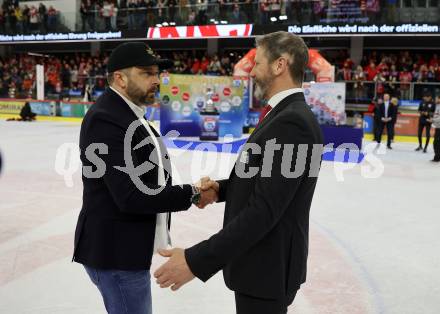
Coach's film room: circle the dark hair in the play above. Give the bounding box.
[107,68,130,85]
[255,31,309,84]
[107,72,115,85]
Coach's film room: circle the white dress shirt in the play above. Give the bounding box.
[266,88,303,118]
[110,87,171,253]
[384,101,389,118]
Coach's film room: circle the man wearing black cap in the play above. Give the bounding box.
[73,42,217,314]
[416,92,436,153]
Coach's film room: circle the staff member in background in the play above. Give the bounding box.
[389,97,399,144]
[73,42,217,314]
[429,96,440,162]
[154,31,323,314]
[19,101,37,121]
[368,98,382,142]
[376,93,397,149]
[416,92,436,153]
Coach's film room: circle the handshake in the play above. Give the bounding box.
[194,177,219,209]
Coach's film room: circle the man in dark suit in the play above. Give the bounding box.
[73,42,216,314]
[154,32,324,314]
[376,93,398,149]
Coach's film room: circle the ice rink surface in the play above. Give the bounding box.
[0,120,439,314]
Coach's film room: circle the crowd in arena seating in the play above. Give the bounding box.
[0,50,243,99]
[79,0,397,30]
[79,0,258,31]
[332,50,440,101]
[0,0,59,34]
[3,48,440,100]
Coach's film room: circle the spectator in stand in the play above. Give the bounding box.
[427,65,436,82]
[61,63,71,90]
[38,3,48,32]
[374,70,386,98]
[71,65,79,88]
[8,5,17,33]
[270,0,281,21]
[22,74,33,97]
[187,9,196,25]
[411,63,420,81]
[400,51,413,69]
[191,57,200,74]
[29,6,39,33]
[399,67,412,100]
[365,61,378,81]
[47,6,57,32]
[80,1,88,31]
[376,58,388,73]
[353,65,366,102]
[208,55,221,75]
[337,61,352,81]
[14,5,24,33]
[200,56,210,74]
[220,54,232,76]
[0,9,5,33]
[414,53,425,67]
[168,0,178,23]
[386,0,397,23]
[429,53,439,68]
[127,0,138,30]
[229,4,247,24]
[260,0,270,24]
[417,64,429,82]
[102,1,112,31]
[387,64,399,97]
[86,0,95,30]
[436,65,440,82]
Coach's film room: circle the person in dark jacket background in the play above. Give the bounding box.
[416,92,436,153]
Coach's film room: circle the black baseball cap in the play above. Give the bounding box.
[107,42,173,72]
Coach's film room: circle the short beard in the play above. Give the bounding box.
[253,72,273,101]
[126,79,148,106]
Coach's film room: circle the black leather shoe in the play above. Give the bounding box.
[431,159,440,162]
[415,146,422,151]
[387,145,392,149]
[423,148,427,153]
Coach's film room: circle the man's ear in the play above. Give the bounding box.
[273,57,287,76]
[115,71,128,89]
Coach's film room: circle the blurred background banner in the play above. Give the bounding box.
[160,74,247,138]
[303,82,347,126]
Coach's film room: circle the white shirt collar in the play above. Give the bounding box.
[110,86,145,120]
[267,88,303,109]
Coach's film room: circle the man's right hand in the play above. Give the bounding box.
[196,177,219,209]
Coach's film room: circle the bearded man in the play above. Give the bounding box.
[154,32,324,314]
[73,42,217,314]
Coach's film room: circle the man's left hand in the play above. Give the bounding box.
[154,248,195,291]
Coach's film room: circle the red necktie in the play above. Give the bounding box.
[257,105,272,126]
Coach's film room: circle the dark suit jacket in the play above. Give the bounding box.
[418,101,436,124]
[185,92,324,299]
[378,102,398,124]
[73,88,193,270]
